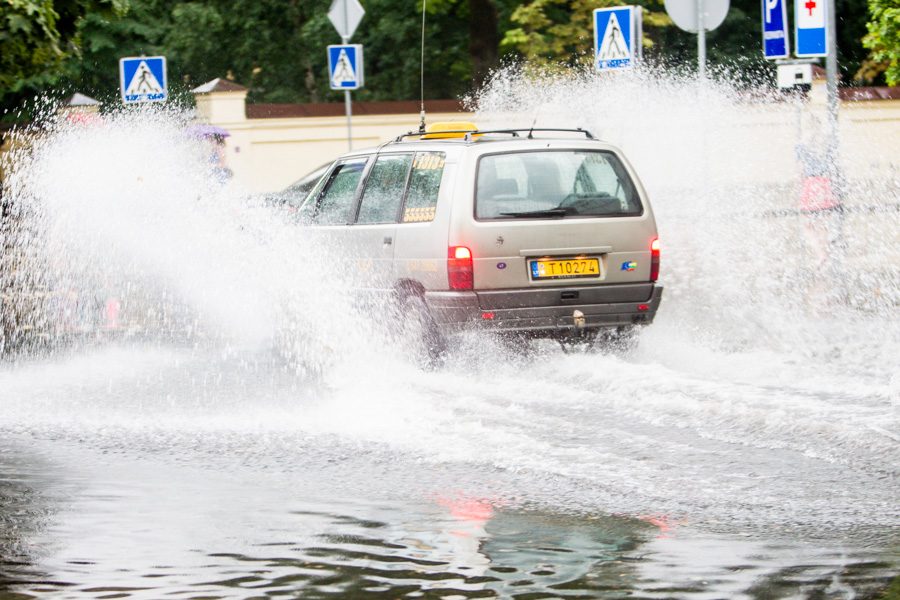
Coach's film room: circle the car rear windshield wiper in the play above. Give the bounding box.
[498,208,569,218]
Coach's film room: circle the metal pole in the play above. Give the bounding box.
[697,0,706,79]
[824,0,839,145]
[636,6,644,63]
[344,89,353,151]
[342,32,353,151]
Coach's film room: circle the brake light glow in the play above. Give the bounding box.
[448,246,474,290]
[481,311,495,320]
[650,238,660,282]
[453,246,472,260]
[637,304,649,312]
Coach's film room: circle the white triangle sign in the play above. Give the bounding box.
[331,49,357,86]
[598,13,631,63]
[124,60,164,96]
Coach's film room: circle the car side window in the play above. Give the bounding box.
[356,154,412,224]
[314,157,368,225]
[401,152,445,223]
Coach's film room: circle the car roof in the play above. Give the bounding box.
[339,129,621,161]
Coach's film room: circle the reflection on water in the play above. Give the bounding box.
[1,435,897,599]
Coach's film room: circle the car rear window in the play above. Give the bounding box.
[475,150,641,220]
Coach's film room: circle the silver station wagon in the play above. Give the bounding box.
[298,123,662,361]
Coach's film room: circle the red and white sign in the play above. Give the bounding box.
[796,0,825,28]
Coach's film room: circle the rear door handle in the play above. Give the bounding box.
[383,236,393,246]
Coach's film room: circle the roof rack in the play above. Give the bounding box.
[392,127,595,143]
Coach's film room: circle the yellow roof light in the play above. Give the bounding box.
[422,121,479,139]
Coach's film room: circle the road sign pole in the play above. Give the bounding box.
[341,29,353,151]
[697,0,707,79]
[329,0,365,152]
[345,89,353,151]
[825,0,838,142]
[824,0,842,206]
[342,1,352,150]
[665,0,728,78]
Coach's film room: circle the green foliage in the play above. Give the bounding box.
[0,0,64,96]
[500,0,672,66]
[58,0,167,104]
[0,0,135,119]
[0,0,887,122]
[862,0,900,84]
[55,0,476,106]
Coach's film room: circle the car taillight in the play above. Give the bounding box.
[650,238,660,282]
[448,246,473,290]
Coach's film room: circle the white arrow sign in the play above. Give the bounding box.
[328,0,365,41]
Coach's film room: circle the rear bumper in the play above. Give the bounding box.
[424,284,663,336]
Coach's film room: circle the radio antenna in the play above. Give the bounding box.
[418,0,427,133]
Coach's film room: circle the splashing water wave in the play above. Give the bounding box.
[1,68,898,536]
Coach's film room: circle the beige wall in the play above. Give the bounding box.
[193,91,472,193]
[3,83,898,196]
[193,82,900,195]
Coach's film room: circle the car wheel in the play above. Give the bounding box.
[593,325,639,354]
[399,294,446,368]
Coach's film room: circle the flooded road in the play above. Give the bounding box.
[1,335,897,598]
[2,69,899,597]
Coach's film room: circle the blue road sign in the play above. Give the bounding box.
[594,7,635,72]
[119,56,167,104]
[761,0,790,59]
[795,0,827,57]
[328,45,364,90]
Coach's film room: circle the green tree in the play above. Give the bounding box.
[0,0,132,120]
[501,0,672,66]
[58,0,166,104]
[0,0,64,110]
[56,0,481,105]
[861,0,900,84]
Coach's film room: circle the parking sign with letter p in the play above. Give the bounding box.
[761,0,789,59]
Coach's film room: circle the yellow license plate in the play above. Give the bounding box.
[530,258,600,280]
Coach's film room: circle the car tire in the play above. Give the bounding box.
[594,325,639,354]
[399,294,447,368]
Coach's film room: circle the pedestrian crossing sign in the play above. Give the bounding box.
[119,56,168,104]
[594,7,637,71]
[328,44,364,90]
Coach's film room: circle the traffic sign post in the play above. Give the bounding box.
[664,0,729,79]
[328,0,365,151]
[119,56,168,104]
[761,0,790,59]
[593,7,637,72]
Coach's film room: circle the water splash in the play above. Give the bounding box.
[472,64,900,366]
[1,105,404,377]
[1,69,899,535]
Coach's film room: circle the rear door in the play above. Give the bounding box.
[462,147,657,291]
[301,155,369,281]
[392,151,454,291]
[349,152,414,291]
